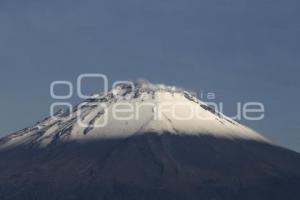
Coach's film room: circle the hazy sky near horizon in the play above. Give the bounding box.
[0,0,299,152]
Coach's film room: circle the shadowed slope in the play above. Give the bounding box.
[0,133,300,200]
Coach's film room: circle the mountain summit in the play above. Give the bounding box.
[0,80,266,149]
[0,81,300,200]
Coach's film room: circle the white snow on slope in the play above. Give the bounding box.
[0,81,269,149]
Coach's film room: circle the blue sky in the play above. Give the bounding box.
[0,0,299,152]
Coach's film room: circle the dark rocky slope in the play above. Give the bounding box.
[0,133,300,200]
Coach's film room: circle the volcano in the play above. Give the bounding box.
[0,81,300,200]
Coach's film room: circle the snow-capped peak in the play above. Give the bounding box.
[0,81,269,149]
